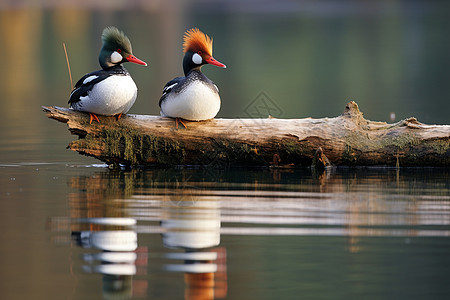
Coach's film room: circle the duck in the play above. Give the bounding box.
[69,26,147,124]
[159,28,226,128]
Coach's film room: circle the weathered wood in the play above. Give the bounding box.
[42,101,450,167]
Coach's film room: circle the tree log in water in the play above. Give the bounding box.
[42,101,450,168]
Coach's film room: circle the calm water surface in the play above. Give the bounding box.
[1,164,449,299]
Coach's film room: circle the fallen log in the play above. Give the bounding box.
[42,101,450,168]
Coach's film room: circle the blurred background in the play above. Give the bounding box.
[1,0,449,163]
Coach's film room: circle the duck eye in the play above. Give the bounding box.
[198,51,202,55]
[117,49,122,53]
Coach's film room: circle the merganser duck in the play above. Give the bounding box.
[159,28,226,128]
[69,26,147,124]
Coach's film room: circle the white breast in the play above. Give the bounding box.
[160,81,221,121]
[78,75,138,116]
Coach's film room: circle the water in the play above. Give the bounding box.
[1,2,450,299]
[1,164,450,299]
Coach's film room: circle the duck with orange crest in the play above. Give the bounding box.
[159,28,226,128]
[69,26,147,124]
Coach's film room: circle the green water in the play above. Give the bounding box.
[1,2,450,299]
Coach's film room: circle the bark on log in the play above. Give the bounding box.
[42,101,450,167]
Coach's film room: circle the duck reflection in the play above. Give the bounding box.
[160,186,227,299]
[67,171,148,299]
[72,224,140,298]
[50,169,229,299]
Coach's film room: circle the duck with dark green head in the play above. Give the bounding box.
[69,26,147,124]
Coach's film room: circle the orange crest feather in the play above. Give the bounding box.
[183,28,213,56]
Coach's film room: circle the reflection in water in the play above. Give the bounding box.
[160,190,227,299]
[73,225,141,297]
[52,172,148,299]
[47,167,450,299]
[161,194,220,250]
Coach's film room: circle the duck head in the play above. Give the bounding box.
[99,26,147,70]
[182,28,226,76]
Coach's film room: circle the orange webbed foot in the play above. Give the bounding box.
[89,113,100,124]
[116,113,123,121]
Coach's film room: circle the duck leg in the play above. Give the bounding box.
[89,113,100,124]
[176,117,187,129]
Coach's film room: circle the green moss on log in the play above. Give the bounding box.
[344,131,420,152]
[279,139,316,166]
[92,125,186,166]
[208,139,264,166]
[425,139,450,156]
[341,144,359,165]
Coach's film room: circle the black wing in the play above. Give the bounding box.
[68,70,109,105]
[68,66,128,105]
[158,77,186,107]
